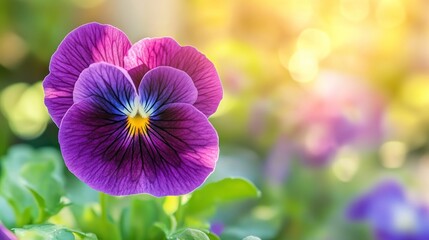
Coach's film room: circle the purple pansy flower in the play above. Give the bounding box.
[43,22,222,196]
[347,180,429,240]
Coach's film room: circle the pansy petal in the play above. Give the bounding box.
[59,100,218,196]
[73,63,136,115]
[139,66,198,115]
[124,37,181,74]
[169,46,223,117]
[125,37,222,117]
[144,103,218,196]
[44,22,131,126]
[59,98,131,194]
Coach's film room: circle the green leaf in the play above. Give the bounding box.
[0,145,66,226]
[206,232,220,240]
[0,196,14,227]
[124,196,170,240]
[12,224,97,240]
[71,194,171,240]
[183,178,260,217]
[169,228,210,240]
[69,204,121,240]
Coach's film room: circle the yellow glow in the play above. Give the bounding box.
[18,82,50,123]
[252,206,276,220]
[332,148,360,182]
[297,28,331,60]
[127,115,150,136]
[386,103,422,144]
[400,75,429,110]
[0,83,28,119]
[340,0,370,22]
[288,50,319,83]
[162,196,179,215]
[0,82,49,139]
[211,92,238,118]
[0,32,28,69]
[279,0,314,27]
[380,141,407,168]
[376,0,406,29]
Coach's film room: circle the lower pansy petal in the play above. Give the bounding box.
[144,103,219,196]
[59,98,218,196]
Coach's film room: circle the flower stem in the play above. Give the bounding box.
[99,192,108,221]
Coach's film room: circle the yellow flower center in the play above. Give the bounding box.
[127,115,150,136]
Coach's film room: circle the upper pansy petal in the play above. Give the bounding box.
[169,46,223,117]
[138,66,198,115]
[73,63,136,115]
[59,100,218,196]
[43,22,131,126]
[124,37,223,117]
[125,37,181,71]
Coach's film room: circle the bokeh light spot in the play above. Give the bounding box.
[288,50,319,83]
[340,0,370,22]
[0,32,28,69]
[332,148,359,182]
[0,82,49,139]
[297,28,331,60]
[380,141,407,169]
[376,0,406,29]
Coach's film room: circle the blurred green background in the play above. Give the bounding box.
[1,0,429,239]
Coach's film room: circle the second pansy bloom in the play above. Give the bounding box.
[43,22,222,196]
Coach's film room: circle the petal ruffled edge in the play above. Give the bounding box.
[124,37,223,117]
[44,22,131,126]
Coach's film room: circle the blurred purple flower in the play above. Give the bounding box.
[288,71,384,166]
[43,23,222,196]
[347,180,429,240]
[0,224,16,240]
[210,221,224,236]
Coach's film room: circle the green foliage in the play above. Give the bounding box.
[0,145,66,226]
[183,178,261,218]
[13,224,97,240]
[168,228,210,240]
